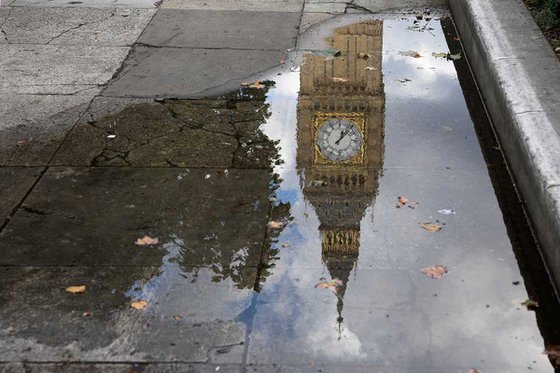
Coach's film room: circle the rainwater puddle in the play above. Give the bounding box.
[1,13,559,372]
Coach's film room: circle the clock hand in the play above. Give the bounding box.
[335,130,348,145]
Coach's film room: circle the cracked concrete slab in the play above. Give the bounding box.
[52,94,279,168]
[1,7,155,45]
[8,0,159,7]
[102,46,285,98]
[0,266,249,363]
[0,45,129,94]
[161,0,304,12]
[138,9,299,50]
[0,92,97,166]
[0,168,42,223]
[0,167,277,269]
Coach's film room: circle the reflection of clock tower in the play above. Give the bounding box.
[296,21,385,323]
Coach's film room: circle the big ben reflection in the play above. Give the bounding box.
[296,21,385,327]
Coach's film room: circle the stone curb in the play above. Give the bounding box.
[449,0,560,292]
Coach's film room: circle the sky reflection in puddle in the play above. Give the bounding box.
[117,16,555,370]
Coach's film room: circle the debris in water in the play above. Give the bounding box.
[65,285,86,294]
[432,52,448,58]
[420,265,448,279]
[267,221,284,229]
[437,209,456,215]
[420,223,442,232]
[521,299,539,310]
[135,236,159,246]
[240,81,265,89]
[131,300,148,310]
[399,50,422,58]
[448,52,462,60]
[315,279,344,294]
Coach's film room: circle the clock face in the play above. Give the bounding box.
[316,118,363,162]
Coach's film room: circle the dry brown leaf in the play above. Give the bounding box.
[420,223,442,232]
[82,311,92,317]
[131,300,148,310]
[241,80,265,89]
[398,196,409,205]
[332,77,348,83]
[65,285,86,294]
[135,235,159,246]
[267,221,284,229]
[173,315,183,320]
[420,265,448,279]
[315,279,344,294]
[357,52,370,59]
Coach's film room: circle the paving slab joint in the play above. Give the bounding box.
[449,0,560,296]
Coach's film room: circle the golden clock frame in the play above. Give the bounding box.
[312,112,367,166]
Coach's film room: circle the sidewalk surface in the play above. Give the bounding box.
[0,0,559,372]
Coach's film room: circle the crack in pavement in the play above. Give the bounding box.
[45,8,118,45]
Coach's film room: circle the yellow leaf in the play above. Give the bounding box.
[315,279,344,294]
[420,223,442,232]
[135,235,159,246]
[131,300,148,310]
[65,285,86,294]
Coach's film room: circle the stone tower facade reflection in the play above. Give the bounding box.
[296,21,385,325]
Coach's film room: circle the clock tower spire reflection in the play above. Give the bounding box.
[296,20,385,326]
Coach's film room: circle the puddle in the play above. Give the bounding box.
[1,14,560,371]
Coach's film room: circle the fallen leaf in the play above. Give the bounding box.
[357,52,370,59]
[399,50,422,58]
[332,77,348,82]
[448,52,462,60]
[432,52,448,58]
[315,279,344,294]
[267,221,284,229]
[240,80,265,89]
[521,299,539,309]
[82,311,92,317]
[398,196,409,205]
[420,265,448,279]
[281,243,290,248]
[131,300,148,310]
[16,140,25,146]
[365,66,376,71]
[420,223,442,232]
[135,235,159,246]
[65,285,86,294]
[173,315,183,320]
[279,59,286,64]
